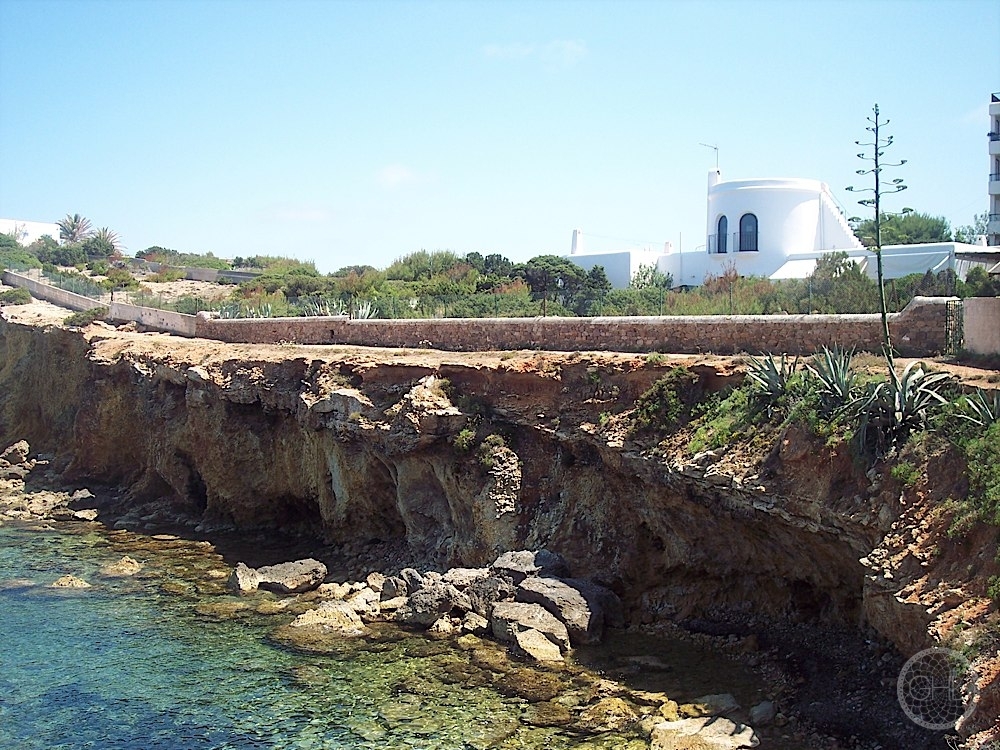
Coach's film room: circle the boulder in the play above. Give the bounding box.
[650,717,759,749]
[256,558,327,594]
[400,567,425,593]
[490,601,571,652]
[0,440,30,466]
[365,572,386,592]
[491,550,568,584]
[227,562,261,593]
[441,567,489,589]
[345,587,381,619]
[380,575,407,600]
[515,576,618,645]
[460,611,490,635]
[512,628,564,662]
[749,701,775,726]
[467,575,516,617]
[397,583,472,627]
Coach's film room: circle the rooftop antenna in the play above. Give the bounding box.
[699,143,719,169]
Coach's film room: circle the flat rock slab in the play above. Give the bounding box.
[651,716,759,750]
[513,627,564,662]
[256,558,327,594]
[490,601,571,652]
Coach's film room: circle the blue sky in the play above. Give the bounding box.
[1,0,997,273]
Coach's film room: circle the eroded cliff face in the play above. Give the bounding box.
[0,317,888,627]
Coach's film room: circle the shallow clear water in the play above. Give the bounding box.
[0,521,770,749]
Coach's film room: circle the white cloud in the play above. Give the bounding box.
[376,164,418,189]
[482,39,588,69]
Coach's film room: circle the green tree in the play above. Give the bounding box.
[518,255,585,315]
[852,211,951,247]
[954,212,988,244]
[56,213,93,243]
[93,227,123,253]
[630,263,673,289]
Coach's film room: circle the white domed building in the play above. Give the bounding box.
[567,169,996,288]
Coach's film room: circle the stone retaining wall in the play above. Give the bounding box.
[1,271,104,312]
[195,297,954,356]
[1,270,957,355]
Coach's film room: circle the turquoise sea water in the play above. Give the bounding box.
[0,522,769,750]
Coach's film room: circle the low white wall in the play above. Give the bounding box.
[963,297,1000,355]
[108,302,197,337]
[1,271,105,312]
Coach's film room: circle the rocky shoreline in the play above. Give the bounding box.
[2,438,962,750]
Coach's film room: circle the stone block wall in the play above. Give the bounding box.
[195,297,953,356]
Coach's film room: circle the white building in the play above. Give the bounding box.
[0,218,60,246]
[988,91,1000,248]
[567,169,1000,288]
[566,229,665,287]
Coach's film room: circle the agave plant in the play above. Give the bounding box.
[745,353,798,417]
[351,299,379,319]
[957,388,1000,428]
[852,360,952,458]
[806,346,856,414]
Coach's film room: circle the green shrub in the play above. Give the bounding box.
[453,427,476,452]
[63,307,108,327]
[965,421,1000,525]
[745,353,798,418]
[148,268,185,283]
[632,367,701,436]
[0,287,32,305]
[890,460,921,487]
[477,433,508,468]
[687,386,751,454]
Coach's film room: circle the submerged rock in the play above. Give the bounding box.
[99,555,142,577]
[496,668,564,702]
[576,696,639,734]
[521,700,573,727]
[49,575,91,588]
[290,600,367,635]
[256,558,327,594]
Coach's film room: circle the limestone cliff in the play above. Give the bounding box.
[0,316,879,622]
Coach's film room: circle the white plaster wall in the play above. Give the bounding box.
[0,219,61,246]
[961,296,1000,355]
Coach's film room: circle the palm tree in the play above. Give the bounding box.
[57,213,93,243]
[94,227,122,252]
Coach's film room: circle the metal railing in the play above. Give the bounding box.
[990,173,1000,182]
[733,232,759,252]
[707,233,727,254]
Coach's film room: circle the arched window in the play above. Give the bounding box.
[716,215,728,253]
[739,213,758,252]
